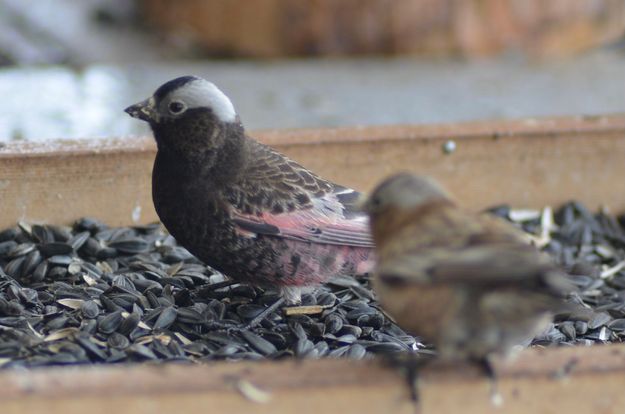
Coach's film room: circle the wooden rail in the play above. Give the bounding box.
[1,114,625,229]
[1,344,624,414]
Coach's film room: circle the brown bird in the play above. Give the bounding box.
[361,173,572,394]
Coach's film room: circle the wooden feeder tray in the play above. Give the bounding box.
[1,114,625,413]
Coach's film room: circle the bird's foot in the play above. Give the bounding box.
[192,280,240,298]
[204,320,241,332]
[475,357,503,407]
[382,352,433,403]
[239,297,286,331]
[201,296,287,334]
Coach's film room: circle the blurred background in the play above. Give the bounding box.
[0,0,624,142]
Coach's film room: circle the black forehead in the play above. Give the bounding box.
[153,76,201,102]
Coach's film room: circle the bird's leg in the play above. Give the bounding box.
[193,279,240,297]
[194,279,286,331]
[240,297,286,330]
[203,297,286,333]
[241,285,319,329]
[475,357,503,407]
[204,320,241,330]
[383,352,432,403]
[405,355,422,403]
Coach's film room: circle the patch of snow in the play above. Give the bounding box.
[0,66,149,142]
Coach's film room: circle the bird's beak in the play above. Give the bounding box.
[124,97,157,122]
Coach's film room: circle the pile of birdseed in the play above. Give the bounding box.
[490,202,625,345]
[0,201,624,368]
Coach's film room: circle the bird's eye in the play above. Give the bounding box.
[168,101,186,114]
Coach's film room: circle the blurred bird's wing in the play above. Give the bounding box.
[388,206,528,252]
[228,139,373,247]
[378,245,571,293]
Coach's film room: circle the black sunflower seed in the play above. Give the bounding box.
[38,242,73,257]
[4,256,25,278]
[0,240,18,257]
[607,319,625,331]
[75,334,108,360]
[324,314,343,334]
[0,228,18,243]
[107,332,130,349]
[7,243,36,259]
[2,200,623,368]
[108,239,150,254]
[21,249,42,278]
[153,307,177,330]
[346,344,367,359]
[69,231,90,251]
[81,300,100,319]
[31,225,54,244]
[118,311,141,336]
[294,338,315,357]
[239,330,277,356]
[98,310,123,334]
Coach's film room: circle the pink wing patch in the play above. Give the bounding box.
[231,192,374,248]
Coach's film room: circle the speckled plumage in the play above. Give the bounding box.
[363,173,572,362]
[125,76,373,303]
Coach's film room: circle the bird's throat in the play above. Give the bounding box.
[153,127,248,188]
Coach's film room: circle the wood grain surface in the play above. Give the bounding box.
[1,114,624,229]
[1,344,625,414]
